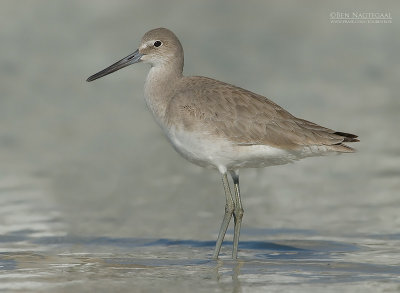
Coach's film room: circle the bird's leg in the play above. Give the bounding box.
[230,170,243,259]
[213,173,234,259]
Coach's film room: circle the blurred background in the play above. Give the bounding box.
[0,0,399,292]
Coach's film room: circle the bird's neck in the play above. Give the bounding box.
[144,62,183,127]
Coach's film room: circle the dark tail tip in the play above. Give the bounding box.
[334,132,359,142]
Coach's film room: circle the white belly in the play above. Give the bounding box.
[165,127,322,172]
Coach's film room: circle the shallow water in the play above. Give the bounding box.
[1,0,400,292]
[1,185,400,293]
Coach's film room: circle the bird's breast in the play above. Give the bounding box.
[165,127,225,169]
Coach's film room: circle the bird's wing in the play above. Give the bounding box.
[167,76,357,151]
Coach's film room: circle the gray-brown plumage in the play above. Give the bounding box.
[167,76,358,153]
[87,27,359,260]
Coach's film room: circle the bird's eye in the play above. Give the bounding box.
[154,40,162,47]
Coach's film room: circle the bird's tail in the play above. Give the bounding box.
[330,132,359,152]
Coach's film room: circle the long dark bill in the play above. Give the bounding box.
[87,49,143,82]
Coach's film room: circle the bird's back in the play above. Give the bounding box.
[166,76,358,153]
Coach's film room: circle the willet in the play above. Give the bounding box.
[87,28,358,259]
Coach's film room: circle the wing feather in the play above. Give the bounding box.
[167,76,358,152]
